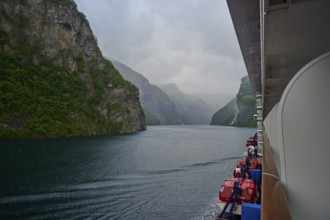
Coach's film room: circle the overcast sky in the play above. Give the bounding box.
[75,0,247,96]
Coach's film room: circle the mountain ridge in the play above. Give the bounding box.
[112,61,184,125]
[113,61,215,125]
[158,83,213,124]
[211,75,256,127]
[0,0,145,138]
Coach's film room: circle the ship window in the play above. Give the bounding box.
[292,0,317,4]
[269,0,287,6]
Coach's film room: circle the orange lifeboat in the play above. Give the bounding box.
[236,158,258,169]
[219,178,257,204]
[217,178,257,217]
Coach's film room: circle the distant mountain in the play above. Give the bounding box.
[112,61,184,125]
[113,61,216,125]
[194,93,233,114]
[211,76,256,127]
[158,84,213,124]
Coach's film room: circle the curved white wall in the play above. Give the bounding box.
[264,103,281,176]
[264,113,270,136]
[278,52,330,219]
[269,103,280,176]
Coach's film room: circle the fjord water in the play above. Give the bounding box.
[0,125,255,219]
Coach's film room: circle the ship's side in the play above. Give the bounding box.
[227,0,330,219]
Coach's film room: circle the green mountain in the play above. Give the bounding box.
[211,76,256,127]
[210,98,236,126]
[235,76,257,127]
[112,61,184,125]
[0,0,145,138]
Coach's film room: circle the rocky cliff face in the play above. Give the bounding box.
[210,76,256,127]
[113,61,216,125]
[0,0,145,138]
[235,76,256,127]
[210,98,236,126]
[112,61,184,125]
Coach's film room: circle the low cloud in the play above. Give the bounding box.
[75,0,247,95]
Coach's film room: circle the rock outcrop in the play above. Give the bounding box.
[210,98,236,126]
[235,76,256,127]
[0,0,145,138]
[210,76,256,127]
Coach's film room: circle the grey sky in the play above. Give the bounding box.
[75,0,247,96]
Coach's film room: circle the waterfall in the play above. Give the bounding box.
[230,100,238,126]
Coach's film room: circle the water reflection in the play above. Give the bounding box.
[0,125,255,219]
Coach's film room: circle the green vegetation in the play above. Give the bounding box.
[0,29,9,47]
[0,50,85,137]
[0,0,145,139]
[241,95,255,105]
[211,76,256,127]
[235,76,256,127]
[236,117,256,127]
[0,26,138,138]
[109,102,123,111]
[210,98,236,126]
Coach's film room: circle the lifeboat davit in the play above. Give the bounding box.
[218,178,257,215]
[232,168,249,178]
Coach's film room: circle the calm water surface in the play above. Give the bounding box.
[0,125,255,219]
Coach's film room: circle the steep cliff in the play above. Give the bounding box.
[235,76,256,127]
[0,0,145,138]
[210,76,256,127]
[112,61,184,125]
[210,98,236,126]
